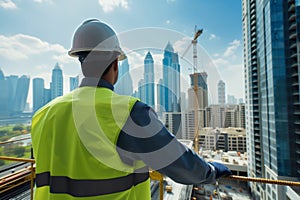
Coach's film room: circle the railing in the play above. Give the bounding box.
[0,137,35,200]
[1,138,300,200]
[0,156,35,200]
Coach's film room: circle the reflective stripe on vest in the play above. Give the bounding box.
[36,171,149,197]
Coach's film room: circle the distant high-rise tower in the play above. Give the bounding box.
[138,79,145,102]
[115,59,133,96]
[51,63,63,100]
[227,95,237,105]
[0,69,29,116]
[218,80,226,105]
[33,78,45,112]
[188,72,208,110]
[0,69,4,80]
[69,76,79,91]
[161,42,181,112]
[13,75,30,113]
[243,0,300,199]
[144,52,155,107]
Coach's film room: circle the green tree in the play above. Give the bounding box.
[13,125,24,131]
[3,145,15,156]
[0,150,4,166]
[0,159,4,166]
[0,130,8,137]
[14,146,25,157]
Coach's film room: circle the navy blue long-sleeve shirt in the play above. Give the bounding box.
[80,77,217,184]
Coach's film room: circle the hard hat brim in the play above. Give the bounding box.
[68,48,127,61]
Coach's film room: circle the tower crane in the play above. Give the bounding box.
[181,26,203,154]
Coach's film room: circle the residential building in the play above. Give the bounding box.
[227,95,237,105]
[115,59,133,96]
[0,69,30,117]
[33,78,45,112]
[243,0,300,199]
[50,63,63,100]
[188,72,208,110]
[69,76,79,91]
[218,80,226,105]
[163,112,183,139]
[198,127,246,153]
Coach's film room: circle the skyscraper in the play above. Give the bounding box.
[0,69,30,117]
[13,75,30,113]
[0,70,13,117]
[69,76,79,92]
[144,52,155,107]
[115,59,133,96]
[161,42,181,112]
[218,80,226,105]
[51,63,63,100]
[227,95,237,105]
[33,78,45,112]
[243,0,300,199]
[188,72,208,110]
[137,79,145,102]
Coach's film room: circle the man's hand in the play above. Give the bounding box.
[209,162,231,179]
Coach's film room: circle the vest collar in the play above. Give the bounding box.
[79,77,114,91]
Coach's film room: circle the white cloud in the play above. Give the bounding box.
[209,34,217,40]
[33,0,53,3]
[223,39,241,57]
[213,58,229,66]
[173,37,192,55]
[167,0,176,3]
[0,0,17,9]
[166,20,171,24]
[0,34,72,63]
[98,0,129,12]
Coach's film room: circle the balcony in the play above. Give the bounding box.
[289,21,297,31]
[291,51,298,58]
[289,13,296,21]
[289,32,297,40]
[291,72,298,78]
[250,7,255,15]
[288,4,295,12]
[290,42,297,49]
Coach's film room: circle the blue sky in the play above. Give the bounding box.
[0,0,244,104]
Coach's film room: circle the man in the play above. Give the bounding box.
[31,19,231,200]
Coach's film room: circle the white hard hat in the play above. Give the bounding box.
[68,19,126,61]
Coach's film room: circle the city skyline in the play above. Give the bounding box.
[0,46,244,110]
[0,1,244,104]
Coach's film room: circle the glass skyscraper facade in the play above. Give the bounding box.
[33,78,45,112]
[69,76,79,92]
[243,0,300,199]
[0,69,30,117]
[51,63,63,100]
[13,75,30,114]
[218,80,226,105]
[144,52,155,107]
[115,59,133,96]
[161,42,181,112]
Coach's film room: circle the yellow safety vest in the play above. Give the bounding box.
[31,87,150,200]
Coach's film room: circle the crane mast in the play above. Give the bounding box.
[192,27,203,154]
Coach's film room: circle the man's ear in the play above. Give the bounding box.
[113,59,118,71]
